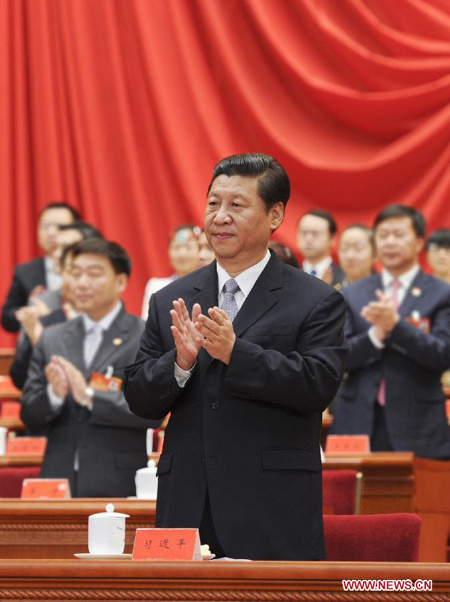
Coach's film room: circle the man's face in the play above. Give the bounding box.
[375,217,423,275]
[297,214,333,262]
[38,208,75,255]
[168,230,200,277]
[69,254,126,319]
[53,229,83,272]
[205,175,283,273]
[427,244,450,278]
[339,228,375,283]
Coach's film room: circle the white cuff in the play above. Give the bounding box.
[47,383,65,410]
[174,361,196,388]
[368,326,385,349]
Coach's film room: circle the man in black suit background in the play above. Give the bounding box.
[125,153,347,560]
[21,239,160,496]
[2,201,80,332]
[297,209,345,288]
[331,205,450,458]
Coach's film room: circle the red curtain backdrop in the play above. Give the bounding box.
[1,0,449,347]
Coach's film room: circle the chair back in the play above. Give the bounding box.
[324,513,422,561]
[322,470,360,514]
[0,467,41,497]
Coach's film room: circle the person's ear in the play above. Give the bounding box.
[269,202,285,232]
[416,237,425,254]
[116,274,128,295]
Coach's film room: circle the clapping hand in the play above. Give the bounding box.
[170,299,203,370]
[52,356,88,406]
[45,357,69,399]
[195,307,236,365]
[361,289,400,341]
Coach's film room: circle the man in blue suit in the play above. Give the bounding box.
[125,153,347,560]
[331,205,450,458]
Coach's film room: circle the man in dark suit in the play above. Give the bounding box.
[2,201,81,333]
[10,222,103,390]
[331,205,450,459]
[124,153,347,560]
[297,209,345,288]
[21,238,160,497]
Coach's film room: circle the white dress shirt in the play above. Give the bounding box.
[302,256,333,279]
[44,255,62,291]
[368,264,420,349]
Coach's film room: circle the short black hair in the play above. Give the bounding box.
[298,209,338,236]
[208,153,290,210]
[39,201,81,222]
[341,223,375,253]
[70,238,131,276]
[58,221,103,240]
[426,228,450,250]
[373,204,426,238]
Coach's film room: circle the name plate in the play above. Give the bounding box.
[6,437,47,455]
[21,478,71,499]
[132,528,201,561]
[0,401,21,418]
[325,435,370,455]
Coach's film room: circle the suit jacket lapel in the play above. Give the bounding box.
[88,308,130,375]
[232,254,282,338]
[398,270,427,318]
[62,317,86,372]
[189,262,219,315]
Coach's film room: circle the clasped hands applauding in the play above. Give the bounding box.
[361,289,400,342]
[170,298,235,370]
[45,356,92,408]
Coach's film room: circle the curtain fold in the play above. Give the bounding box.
[1,0,449,346]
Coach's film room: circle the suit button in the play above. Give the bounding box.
[211,401,220,410]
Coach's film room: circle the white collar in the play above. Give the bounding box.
[216,250,271,298]
[381,264,420,290]
[303,256,333,277]
[82,301,122,334]
[44,255,56,271]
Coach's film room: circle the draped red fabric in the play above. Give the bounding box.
[1,0,449,346]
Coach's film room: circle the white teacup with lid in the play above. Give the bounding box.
[88,503,129,555]
[135,459,158,500]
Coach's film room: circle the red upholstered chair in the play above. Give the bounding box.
[0,467,41,497]
[322,470,361,515]
[324,514,422,562]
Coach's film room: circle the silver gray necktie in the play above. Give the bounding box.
[84,323,103,368]
[221,278,240,322]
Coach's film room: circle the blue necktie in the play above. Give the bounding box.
[311,269,318,277]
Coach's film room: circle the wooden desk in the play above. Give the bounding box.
[324,452,450,562]
[0,349,15,376]
[0,417,25,432]
[0,560,448,601]
[0,498,156,559]
[0,454,44,467]
[324,452,415,514]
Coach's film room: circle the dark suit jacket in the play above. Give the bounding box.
[10,309,66,390]
[330,262,346,288]
[20,307,160,497]
[2,258,47,332]
[331,271,450,459]
[124,254,347,560]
